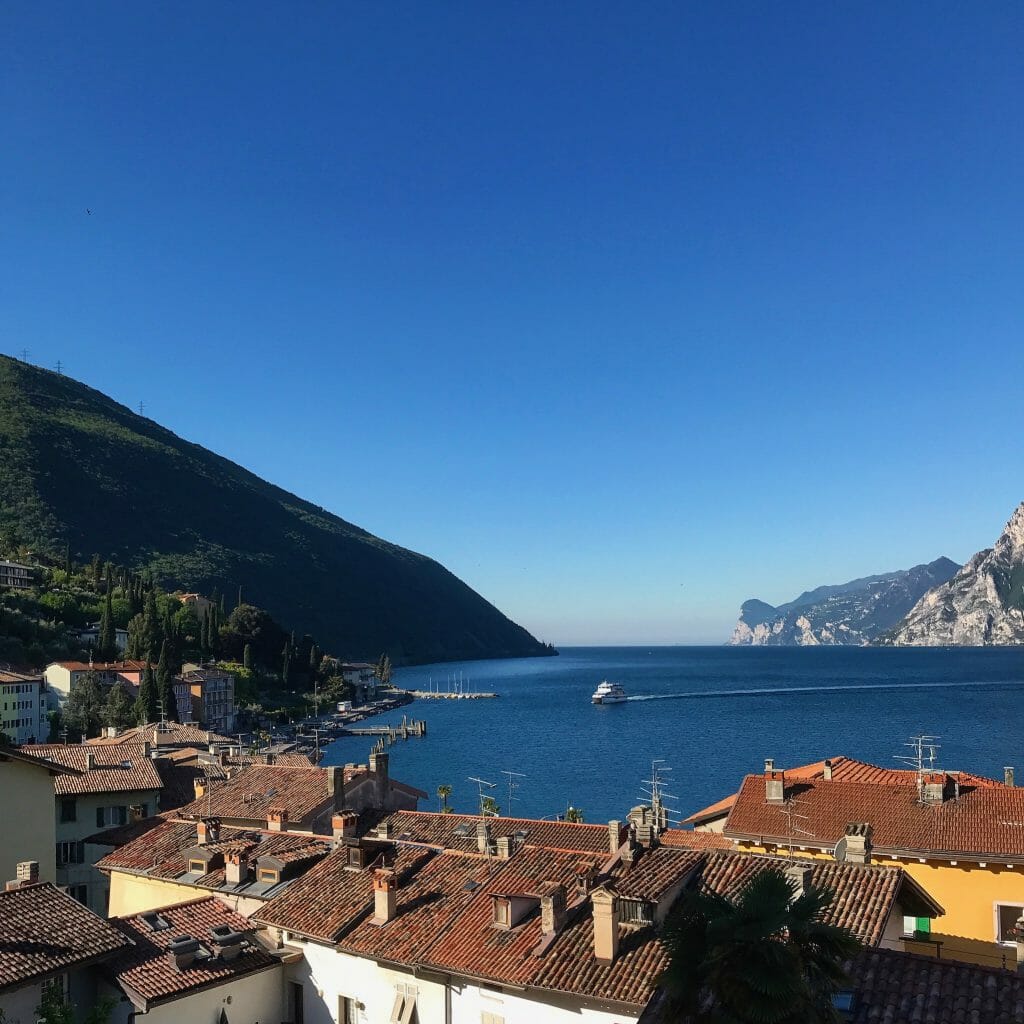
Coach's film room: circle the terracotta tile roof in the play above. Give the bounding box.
[724,774,1024,860]
[0,742,79,777]
[85,814,171,847]
[96,817,331,898]
[86,722,234,747]
[660,829,734,850]
[49,660,148,674]
[256,845,434,941]
[684,757,1008,826]
[846,947,1024,1024]
[0,883,132,993]
[174,764,335,825]
[379,810,617,855]
[22,743,162,795]
[616,849,704,902]
[696,850,941,945]
[0,670,42,683]
[108,897,278,1008]
[154,757,208,812]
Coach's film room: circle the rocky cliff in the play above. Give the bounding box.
[729,557,960,646]
[885,503,1024,645]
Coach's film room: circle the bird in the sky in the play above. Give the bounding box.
[85,209,92,215]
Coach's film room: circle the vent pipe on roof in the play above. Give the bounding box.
[844,822,872,865]
[765,769,785,804]
[267,807,288,832]
[225,851,250,886]
[1006,767,1015,788]
[372,868,397,925]
[328,765,345,812]
[495,835,513,860]
[786,863,814,898]
[608,820,623,856]
[823,759,834,781]
[541,885,567,936]
[197,818,221,845]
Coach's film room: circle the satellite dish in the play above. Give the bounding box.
[833,836,848,862]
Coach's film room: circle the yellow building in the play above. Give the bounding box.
[0,743,77,885]
[687,755,1024,969]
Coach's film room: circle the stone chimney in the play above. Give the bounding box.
[823,759,834,781]
[15,861,39,886]
[211,928,244,962]
[591,886,619,964]
[328,766,345,812]
[765,765,785,804]
[376,819,394,840]
[193,776,206,800]
[86,752,97,771]
[786,863,814,898]
[477,820,495,856]
[844,822,872,864]
[575,862,597,897]
[541,884,567,936]
[1006,767,1015,788]
[608,820,623,855]
[265,752,276,766]
[267,807,288,832]
[921,772,947,805]
[168,935,200,971]
[369,751,389,808]
[496,835,513,860]
[196,817,221,845]
[332,811,358,843]
[372,868,397,925]
[225,851,250,886]
[143,740,152,759]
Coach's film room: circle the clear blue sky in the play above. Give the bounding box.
[3,4,1022,644]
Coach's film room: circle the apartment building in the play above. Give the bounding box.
[177,663,236,733]
[0,669,47,743]
[0,559,33,589]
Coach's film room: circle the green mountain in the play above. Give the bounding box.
[0,355,551,665]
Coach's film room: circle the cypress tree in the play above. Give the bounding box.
[91,554,102,591]
[63,544,71,575]
[243,643,253,672]
[136,660,158,725]
[98,578,115,660]
[281,642,291,685]
[156,639,178,723]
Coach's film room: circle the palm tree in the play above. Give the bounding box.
[660,866,860,1024]
[437,784,452,813]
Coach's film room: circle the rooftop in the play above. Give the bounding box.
[724,773,1024,861]
[47,660,149,673]
[0,883,132,994]
[21,742,162,795]
[108,897,278,1009]
[86,722,234,747]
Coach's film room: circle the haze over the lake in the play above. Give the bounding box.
[5,5,1022,643]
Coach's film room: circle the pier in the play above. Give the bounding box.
[399,689,498,700]
[331,715,428,744]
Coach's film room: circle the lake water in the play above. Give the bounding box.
[320,646,1024,825]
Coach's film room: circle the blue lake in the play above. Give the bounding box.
[320,646,1024,825]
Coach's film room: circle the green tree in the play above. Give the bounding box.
[659,867,860,1024]
[104,681,136,730]
[124,612,145,659]
[437,784,452,813]
[480,795,500,817]
[309,643,321,675]
[376,653,393,687]
[141,587,162,660]
[243,642,253,671]
[63,670,104,739]
[281,641,291,685]
[565,806,585,823]
[37,979,115,1024]
[135,660,158,725]
[90,554,102,592]
[97,576,115,660]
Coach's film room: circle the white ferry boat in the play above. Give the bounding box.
[592,680,628,704]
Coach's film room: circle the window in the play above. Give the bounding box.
[56,841,84,866]
[258,868,280,884]
[96,805,129,828]
[69,885,88,905]
[340,996,360,1024]
[620,899,654,925]
[481,1015,505,1024]
[60,798,76,823]
[390,985,418,1024]
[903,916,931,938]
[188,859,207,874]
[492,897,510,928]
[996,903,1024,945]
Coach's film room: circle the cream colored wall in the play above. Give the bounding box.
[452,981,636,1024]
[0,758,57,884]
[107,868,265,919]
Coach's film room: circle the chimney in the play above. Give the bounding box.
[193,776,206,800]
[265,752,276,766]
[328,766,345,812]
[86,752,97,771]
[823,759,834,781]
[786,863,814,898]
[196,817,221,845]
[15,861,39,886]
[575,862,597,896]
[541,884,567,936]
[208,743,217,755]
[369,751,389,808]
[844,822,872,864]
[496,835,513,860]
[477,820,495,856]
[372,868,397,924]
[1006,767,1015,788]
[210,928,245,962]
[608,820,623,856]
[267,807,288,832]
[332,811,359,843]
[591,886,619,964]
[765,767,785,804]
[143,740,151,759]
[921,772,946,805]
[167,935,200,971]
[375,819,394,840]
[225,851,250,886]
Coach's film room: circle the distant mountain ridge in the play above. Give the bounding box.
[729,557,960,646]
[885,503,1024,645]
[0,354,551,665]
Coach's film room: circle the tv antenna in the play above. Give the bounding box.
[19,349,29,363]
[468,776,497,817]
[780,794,814,856]
[500,770,526,816]
[639,759,679,832]
[138,401,145,416]
[55,360,63,375]
[896,734,941,774]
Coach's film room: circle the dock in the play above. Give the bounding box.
[398,689,498,700]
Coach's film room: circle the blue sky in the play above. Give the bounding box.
[3,4,1022,644]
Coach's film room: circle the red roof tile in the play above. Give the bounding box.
[108,897,277,1008]
[660,829,734,850]
[22,742,162,795]
[725,774,1024,860]
[0,883,132,993]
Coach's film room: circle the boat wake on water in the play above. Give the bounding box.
[626,679,1024,701]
